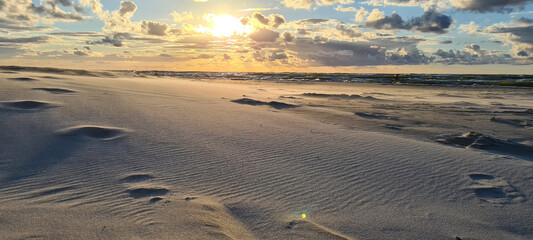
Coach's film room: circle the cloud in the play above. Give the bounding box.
[286,36,432,66]
[282,0,354,9]
[79,0,172,37]
[361,0,449,10]
[252,12,286,28]
[73,48,89,56]
[434,44,515,64]
[365,9,452,34]
[0,0,84,32]
[253,12,270,25]
[486,24,533,56]
[86,33,131,47]
[511,17,533,25]
[48,31,105,37]
[248,28,280,42]
[118,1,136,17]
[336,24,362,38]
[450,0,533,12]
[0,35,48,43]
[459,21,480,35]
[282,32,295,42]
[293,19,333,25]
[141,21,168,36]
[171,11,193,22]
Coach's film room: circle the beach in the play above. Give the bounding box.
[0,68,532,240]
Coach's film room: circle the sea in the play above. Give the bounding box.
[1,66,532,87]
[134,71,533,87]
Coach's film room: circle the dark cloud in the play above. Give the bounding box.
[269,51,288,61]
[0,19,54,32]
[253,12,270,25]
[282,32,295,42]
[252,12,286,28]
[451,0,533,13]
[271,14,286,28]
[54,0,72,7]
[488,25,533,45]
[287,37,432,66]
[336,24,362,38]
[48,32,104,37]
[366,10,452,34]
[0,0,5,10]
[511,17,533,25]
[29,2,83,21]
[248,28,280,42]
[297,29,310,35]
[434,44,514,64]
[119,1,137,16]
[73,48,88,56]
[517,51,529,56]
[86,33,131,47]
[366,12,405,30]
[294,19,332,25]
[406,10,452,34]
[141,21,168,36]
[0,36,48,43]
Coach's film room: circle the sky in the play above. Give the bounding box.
[0,0,532,73]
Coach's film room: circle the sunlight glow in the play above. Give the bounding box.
[195,14,253,37]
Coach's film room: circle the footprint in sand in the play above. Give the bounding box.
[120,173,169,203]
[120,174,154,183]
[0,100,58,111]
[57,125,129,140]
[33,88,76,94]
[467,173,526,204]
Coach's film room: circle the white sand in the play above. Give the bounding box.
[0,70,532,240]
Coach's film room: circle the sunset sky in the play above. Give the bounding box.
[0,0,532,73]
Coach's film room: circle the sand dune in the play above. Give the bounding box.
[0,69,532,239]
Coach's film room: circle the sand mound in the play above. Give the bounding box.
[33,88,76,94]
[231,98,297,109]
[490,117,532,128]
[434,132,533,161]
[8,77,37,81]
[57,125,129,140]
[1,100,56,111]
[435,132,505,149]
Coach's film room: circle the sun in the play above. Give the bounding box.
[196,14,253,37]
